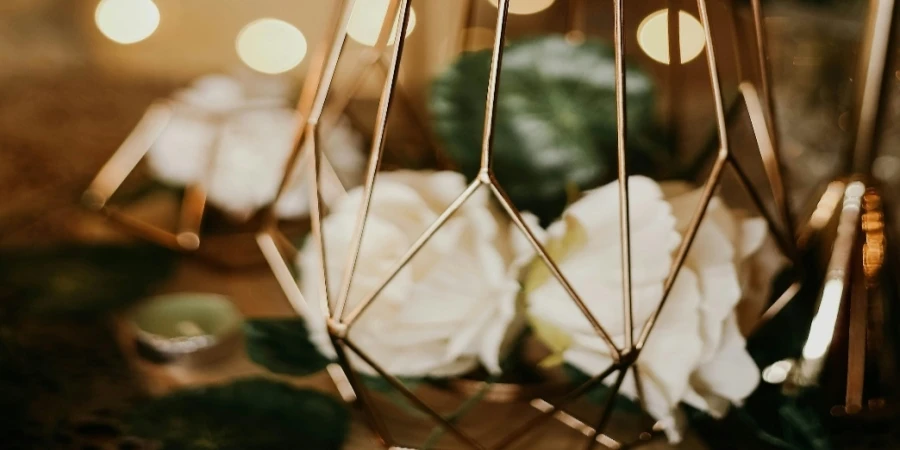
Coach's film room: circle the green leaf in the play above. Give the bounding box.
[125,378,350,450]
[430,35,665,224]
[244,318,333,376]
[0,245,176,318]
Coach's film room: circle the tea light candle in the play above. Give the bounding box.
[128,293,243,365]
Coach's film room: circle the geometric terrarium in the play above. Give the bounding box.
[255,0,812,448]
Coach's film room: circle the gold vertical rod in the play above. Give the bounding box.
[342,180,484,327]
[750,0,796,235]
[584,369,628,450]
[851,0,896,174]
[492,363,621,450]
[333,0,413,320]
[846,250,868,414]
[488,178,622,359]
[638,0,732,349]
[307,125,333,319]
[266,0,354,226]
[478,0,511,173]
[740,82,799,262]
[612,0,634,351]
[341,339,487,450]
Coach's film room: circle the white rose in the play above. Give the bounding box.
[145,74,365,221]
[525,176,774,442]
[296,170,535,378]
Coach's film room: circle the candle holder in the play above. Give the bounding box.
[127,292,243,367]
[255,0,809,449]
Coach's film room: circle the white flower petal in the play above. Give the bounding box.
[685,314,760,417]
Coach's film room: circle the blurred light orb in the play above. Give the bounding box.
[236,19,308,74]
[348,0,417,47]
[95,0,160,45]
[637,10,706,64]
[487,0,555,15]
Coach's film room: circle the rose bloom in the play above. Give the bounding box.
[524,176,778,441]
[296,170,535,378]
[146,74,365,221]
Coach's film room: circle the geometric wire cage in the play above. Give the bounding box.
[258,0,804,448]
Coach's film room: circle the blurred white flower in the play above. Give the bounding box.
[145,74,365,221]
[296,170,536,378]
[525,176,775,442]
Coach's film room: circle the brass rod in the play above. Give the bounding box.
[637,155,727,350]
[307,124,334,318]
[266,0,354,226]
[102,206,180,250]
[488,178,622,359]
[846,249,868,414]
[333,0,414,320]
[256,232,318,320]
[528,399,623,449]
[343,180,484,328]
[492,364,621,450]
[478,0,511,173]
[176,184,205,250]
[750,0,796,236]
[83,102,172,210]
[750,280,802,334]
[728,153,799,262]
[612,0,635,351]
[584,369,628,450]
[851,0,896,175]
[740,82,799,261]
[638,0,732,350]
[341,339,486,449]
[332,338,395,448]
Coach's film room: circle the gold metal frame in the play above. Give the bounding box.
[257,0,801,448]
[82,91,296,253]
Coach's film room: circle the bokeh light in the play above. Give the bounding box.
[637,9,706,65]
[347,0,417,47]
[487,0,556,15]
[236,18,308,75]
[95,0,160,45]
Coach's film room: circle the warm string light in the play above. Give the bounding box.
[236,18,308,74]
[637,9,706,65]
[347,0,418,47]
[95,0,160,45]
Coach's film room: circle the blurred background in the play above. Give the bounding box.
[2,1,894,449]
[0,0,872,249]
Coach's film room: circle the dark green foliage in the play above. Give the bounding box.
[430,35,667,224]
[0,244,176,317]
[244,318,333,376]
[125,378,350,450]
